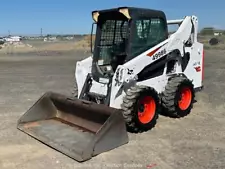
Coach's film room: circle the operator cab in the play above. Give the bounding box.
[91,7,168,81]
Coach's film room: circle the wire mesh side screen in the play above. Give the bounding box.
[97,20,128,66]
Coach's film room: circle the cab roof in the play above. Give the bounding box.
[92,7,166,22]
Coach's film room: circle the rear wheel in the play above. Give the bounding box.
[121,85,160,133]
[161,76,195,118]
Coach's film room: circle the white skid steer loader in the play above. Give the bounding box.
[17,7,204,162]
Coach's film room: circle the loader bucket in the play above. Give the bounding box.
[17,92,129,162]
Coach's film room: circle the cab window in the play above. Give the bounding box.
[130,18,167,57]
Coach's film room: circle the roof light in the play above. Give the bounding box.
[119,8,131,19]
[92,11,99,22]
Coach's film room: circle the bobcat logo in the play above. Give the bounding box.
[127,69,134,75]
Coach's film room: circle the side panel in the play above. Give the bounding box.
[136,74,169,94]
[75,56,93,97]
[109,67,169,109]
[109,66,127,109]
[183,42,204,88]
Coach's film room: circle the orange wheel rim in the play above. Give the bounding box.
[178,87,192,110]
[138,96,156,124]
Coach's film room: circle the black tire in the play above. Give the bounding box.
[161,76,195,118]
[121,85,160,133]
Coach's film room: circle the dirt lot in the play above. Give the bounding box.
[0,49,224,169]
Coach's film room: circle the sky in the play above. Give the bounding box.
[1,0,224,36]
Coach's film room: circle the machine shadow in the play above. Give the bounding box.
[159,99,198,119]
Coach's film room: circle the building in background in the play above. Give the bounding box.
[214,30,223,36]
[4,36,22,42]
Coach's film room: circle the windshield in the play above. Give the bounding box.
[96,19,128,67]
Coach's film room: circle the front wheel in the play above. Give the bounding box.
[121,85,160,133]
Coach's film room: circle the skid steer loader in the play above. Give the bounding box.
[17,7,204,162]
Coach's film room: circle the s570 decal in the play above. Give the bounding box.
[152,49,166,60]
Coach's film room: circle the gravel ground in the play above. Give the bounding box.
[0,49,224,169]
